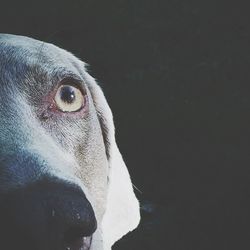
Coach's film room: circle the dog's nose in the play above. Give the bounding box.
[0,180,97,250]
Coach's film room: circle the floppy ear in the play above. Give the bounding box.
[85,73,140,249]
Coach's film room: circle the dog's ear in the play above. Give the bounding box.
[85,73,140,249]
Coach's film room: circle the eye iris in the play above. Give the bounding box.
[60,86,76,104]
[54,84,84,112]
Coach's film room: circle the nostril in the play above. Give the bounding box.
[64,216,96,250]
[64,226,87,244]
[65,237,92,250]
[64,227,93,250]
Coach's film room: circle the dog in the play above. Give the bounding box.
[0,34,140,250]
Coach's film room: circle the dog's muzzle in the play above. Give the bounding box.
[0,180,97,250]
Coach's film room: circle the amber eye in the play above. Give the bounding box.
[54,85,85,112]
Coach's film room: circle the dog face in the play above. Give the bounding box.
[0,34,140,250]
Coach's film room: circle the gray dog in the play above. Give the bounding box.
[0,34,140,250]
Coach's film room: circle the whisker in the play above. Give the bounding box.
[132,183,143,194]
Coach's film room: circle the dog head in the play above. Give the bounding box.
[0,34,140,250]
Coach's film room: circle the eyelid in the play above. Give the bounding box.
[58,76,86,94]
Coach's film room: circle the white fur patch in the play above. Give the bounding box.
[85,75,140,249]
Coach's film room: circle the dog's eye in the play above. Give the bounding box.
[55,85,84,112]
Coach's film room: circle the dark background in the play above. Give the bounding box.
[1,1,250,249]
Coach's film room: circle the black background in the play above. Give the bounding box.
[1,1,250,249]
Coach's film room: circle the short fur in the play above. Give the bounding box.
[0,34,140,250]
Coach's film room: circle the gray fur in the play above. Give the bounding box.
[0,34,111,249]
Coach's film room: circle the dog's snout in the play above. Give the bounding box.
[0,180,97,250]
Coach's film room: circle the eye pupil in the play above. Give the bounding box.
[60,86,76,104]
